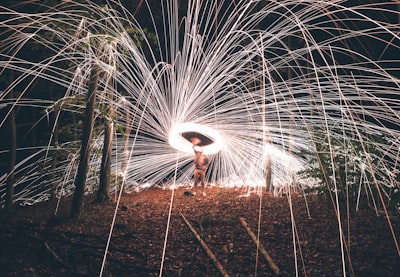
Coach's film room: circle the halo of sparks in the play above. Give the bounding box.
[0,0,398,202]
[0,0,400,273]
[169,122,223,154]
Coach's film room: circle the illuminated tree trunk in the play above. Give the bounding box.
[97,51,117,202]
[287,36,295,192]
[5,88,16,212]
[120,103,132,184]
[71,66,99,218]
[262,76,272,192]
[265,154,272,192]
[287,35,294,155]
[259,52,272,192]
[97,108,113,203]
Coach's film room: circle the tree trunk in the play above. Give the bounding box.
[97,115,113,203]
[97,69,116,203]
[70,66,99,218]
[260,54,272,192]
[120,101,132,183]
[5,89,16,212]
[265,154,272,192]
[49,111,59,199]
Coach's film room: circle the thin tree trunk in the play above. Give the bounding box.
[265,154,272,191]
[97,68,115,203]
[71,66,99,218]
[287,36,295,192]
[50,111,59,199]
[120,102,132,183]
[97,114,113,203]
[5,89,16,212]
[260,54,272,192]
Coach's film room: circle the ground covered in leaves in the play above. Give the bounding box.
[1,187,399,276]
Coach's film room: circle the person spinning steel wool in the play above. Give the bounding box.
[191,137,209,196]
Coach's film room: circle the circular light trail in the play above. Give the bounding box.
[169,122,223,155]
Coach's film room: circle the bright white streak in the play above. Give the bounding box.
[168,122,223,154]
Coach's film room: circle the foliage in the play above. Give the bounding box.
[389,188,400,212]
[299,126,396,196]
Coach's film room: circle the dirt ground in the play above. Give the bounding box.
[1,187,399,276]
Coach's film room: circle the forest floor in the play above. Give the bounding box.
[1,187,399,277]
